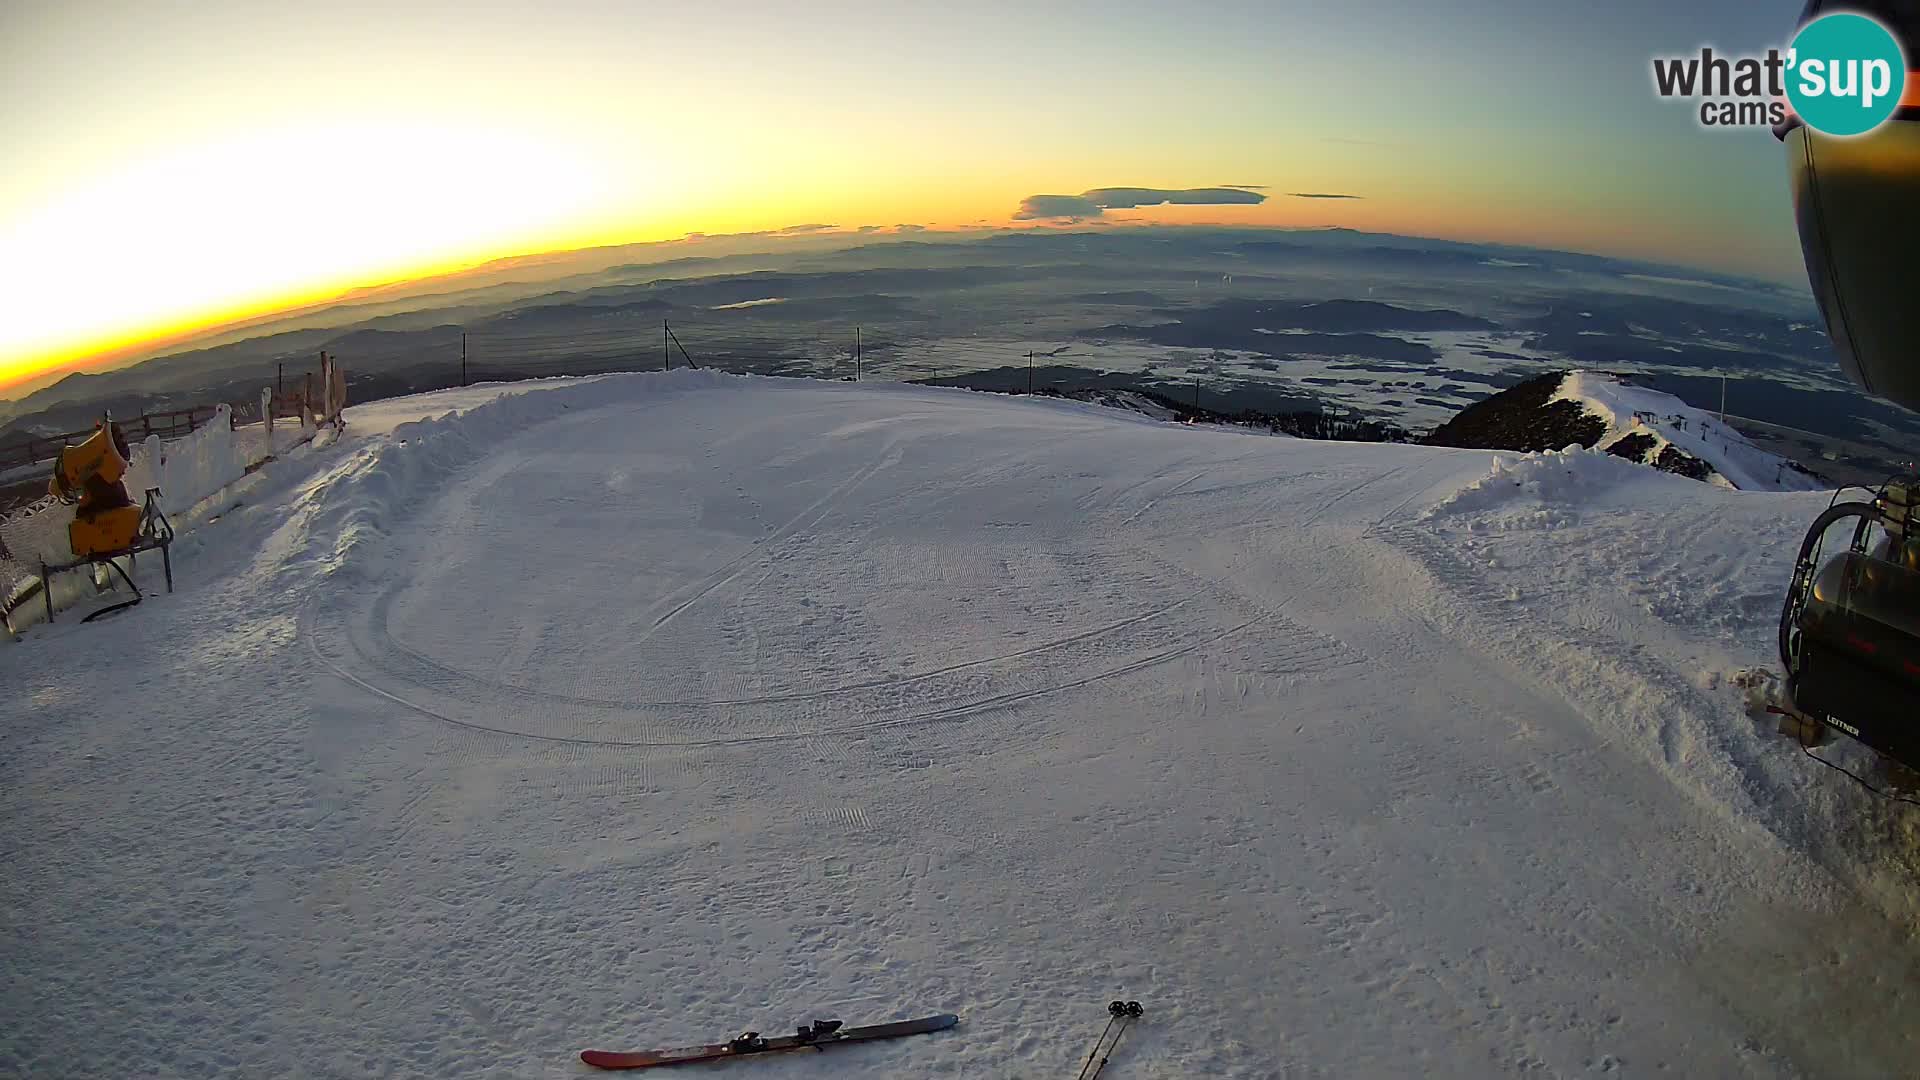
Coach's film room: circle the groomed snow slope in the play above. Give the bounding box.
[3,371,1917,1078]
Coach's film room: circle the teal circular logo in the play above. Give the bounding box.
[1787,12,1907,136]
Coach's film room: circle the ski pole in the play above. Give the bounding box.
[1086,1000,1142,1080]
[1075,1001,1128,1080]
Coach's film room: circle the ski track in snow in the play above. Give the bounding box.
[2,370,1917,1079]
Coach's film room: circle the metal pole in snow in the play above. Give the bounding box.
[461,332,468,387]
[1028,350,1034,395]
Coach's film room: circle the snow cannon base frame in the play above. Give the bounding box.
[37,488,175,625]
[1778,479,1920,775]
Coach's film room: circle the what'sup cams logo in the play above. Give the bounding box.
[1653,11,1909,135]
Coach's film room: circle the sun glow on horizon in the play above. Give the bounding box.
[2,0,1816,399]
[0,116,618,392]
[1,188,1803,399]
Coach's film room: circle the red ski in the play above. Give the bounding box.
[581,1014,958,1070]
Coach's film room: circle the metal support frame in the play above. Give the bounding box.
[38,489,174,625]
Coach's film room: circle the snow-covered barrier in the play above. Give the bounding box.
[3,403,281,566]
[120,405,255,516]
[1,403,318,630]
[0,497,68,589]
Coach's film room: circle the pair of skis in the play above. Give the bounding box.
[580,999,1144,1073]
[1076,1000,1144,1080]
[581,1013,957,1070]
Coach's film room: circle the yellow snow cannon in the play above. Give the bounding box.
[49,422,142,558]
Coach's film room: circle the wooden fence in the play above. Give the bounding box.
[0,352,345,477]
[0,406,227,473]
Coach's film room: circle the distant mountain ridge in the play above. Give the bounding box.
[1426,370,1825,491]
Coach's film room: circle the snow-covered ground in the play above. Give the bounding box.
[3,371,1917,1078]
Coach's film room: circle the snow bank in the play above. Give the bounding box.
[1428,443,1690,519]
[1552,371,1824,492]
[276,368,744,583]
[341,374,629,438]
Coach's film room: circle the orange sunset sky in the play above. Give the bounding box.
[2,0,1814,398]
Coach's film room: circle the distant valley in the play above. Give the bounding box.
[5,226,1912,483]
